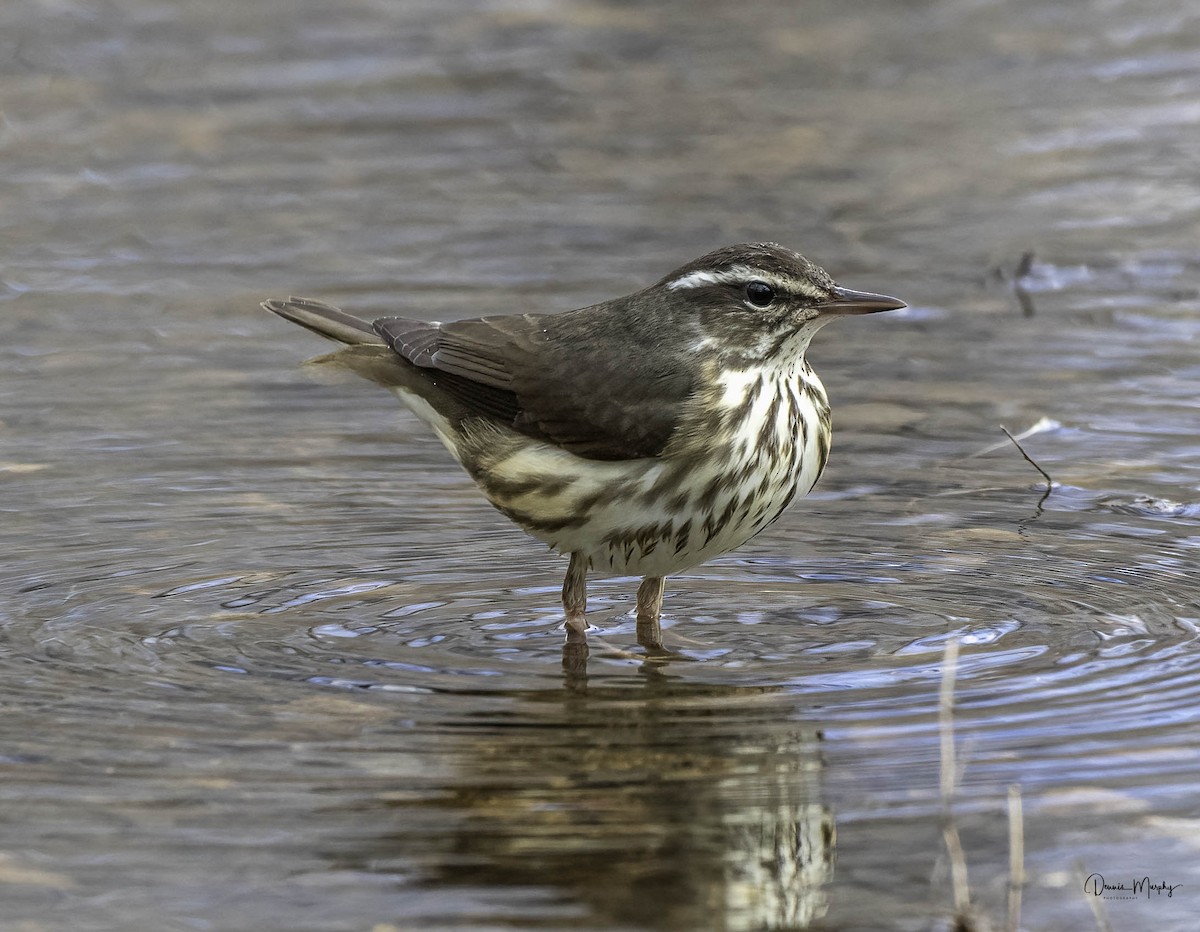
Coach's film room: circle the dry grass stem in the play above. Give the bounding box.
[939,638,975,922]
[1075,862,1114,932]
[937,642,1026,932]
[939,638,961,800]
[1005,785,1024,932]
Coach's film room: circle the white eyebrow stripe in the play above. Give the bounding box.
[666,269,729,290]
[666,265,824,298]
[666,265,764,290]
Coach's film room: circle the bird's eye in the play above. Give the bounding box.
[745,280,776,307]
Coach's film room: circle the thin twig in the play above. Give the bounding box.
[999,426,1054,490]
[1000,425,1055,528]
[1013,250,1037,317]
[1014,250,1036,280]
[970,417,1060,457]
[1006,785,1024,932]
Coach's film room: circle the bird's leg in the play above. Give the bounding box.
[561,552,590,673]
[562,551,589,637]
[635,575,665,650]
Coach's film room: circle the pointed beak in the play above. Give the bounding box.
[820,286,907,315]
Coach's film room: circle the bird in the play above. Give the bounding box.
[263,243,904,654]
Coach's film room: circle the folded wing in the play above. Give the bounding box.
[374,308,694,460]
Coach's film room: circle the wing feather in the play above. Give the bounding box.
[374,303,695,460]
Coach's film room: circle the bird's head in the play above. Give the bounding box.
[651,242,906,362]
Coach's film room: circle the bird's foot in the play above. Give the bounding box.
[561,632,589,676]
[635,613,664,651]
[564,612,589,638]
[561,611,591,673]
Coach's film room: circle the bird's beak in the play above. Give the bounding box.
[820,287,907,315]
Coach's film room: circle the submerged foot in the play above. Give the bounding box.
[561,624,589,676]
[636,613,664,651]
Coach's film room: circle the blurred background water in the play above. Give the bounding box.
[2,0,1199,929]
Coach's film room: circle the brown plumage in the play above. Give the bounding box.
[264,243,904,657]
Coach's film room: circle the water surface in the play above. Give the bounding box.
[2,0,1199,929]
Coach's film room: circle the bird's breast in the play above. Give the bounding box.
[696,359,832,520]
[454,359,831,577]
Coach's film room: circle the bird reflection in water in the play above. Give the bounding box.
[337,674,836,930]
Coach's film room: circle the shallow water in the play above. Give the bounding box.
[2,0,1200,929]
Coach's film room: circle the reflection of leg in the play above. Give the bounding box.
[561,630,588,677]
[635,575,665,650]
[562,551,588,636]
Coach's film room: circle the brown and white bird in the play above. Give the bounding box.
[264,243,904,650]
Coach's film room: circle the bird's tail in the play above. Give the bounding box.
[264,295,415,389]
[261,297,385,346]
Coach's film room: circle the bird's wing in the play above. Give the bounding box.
[374,310,694,460]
